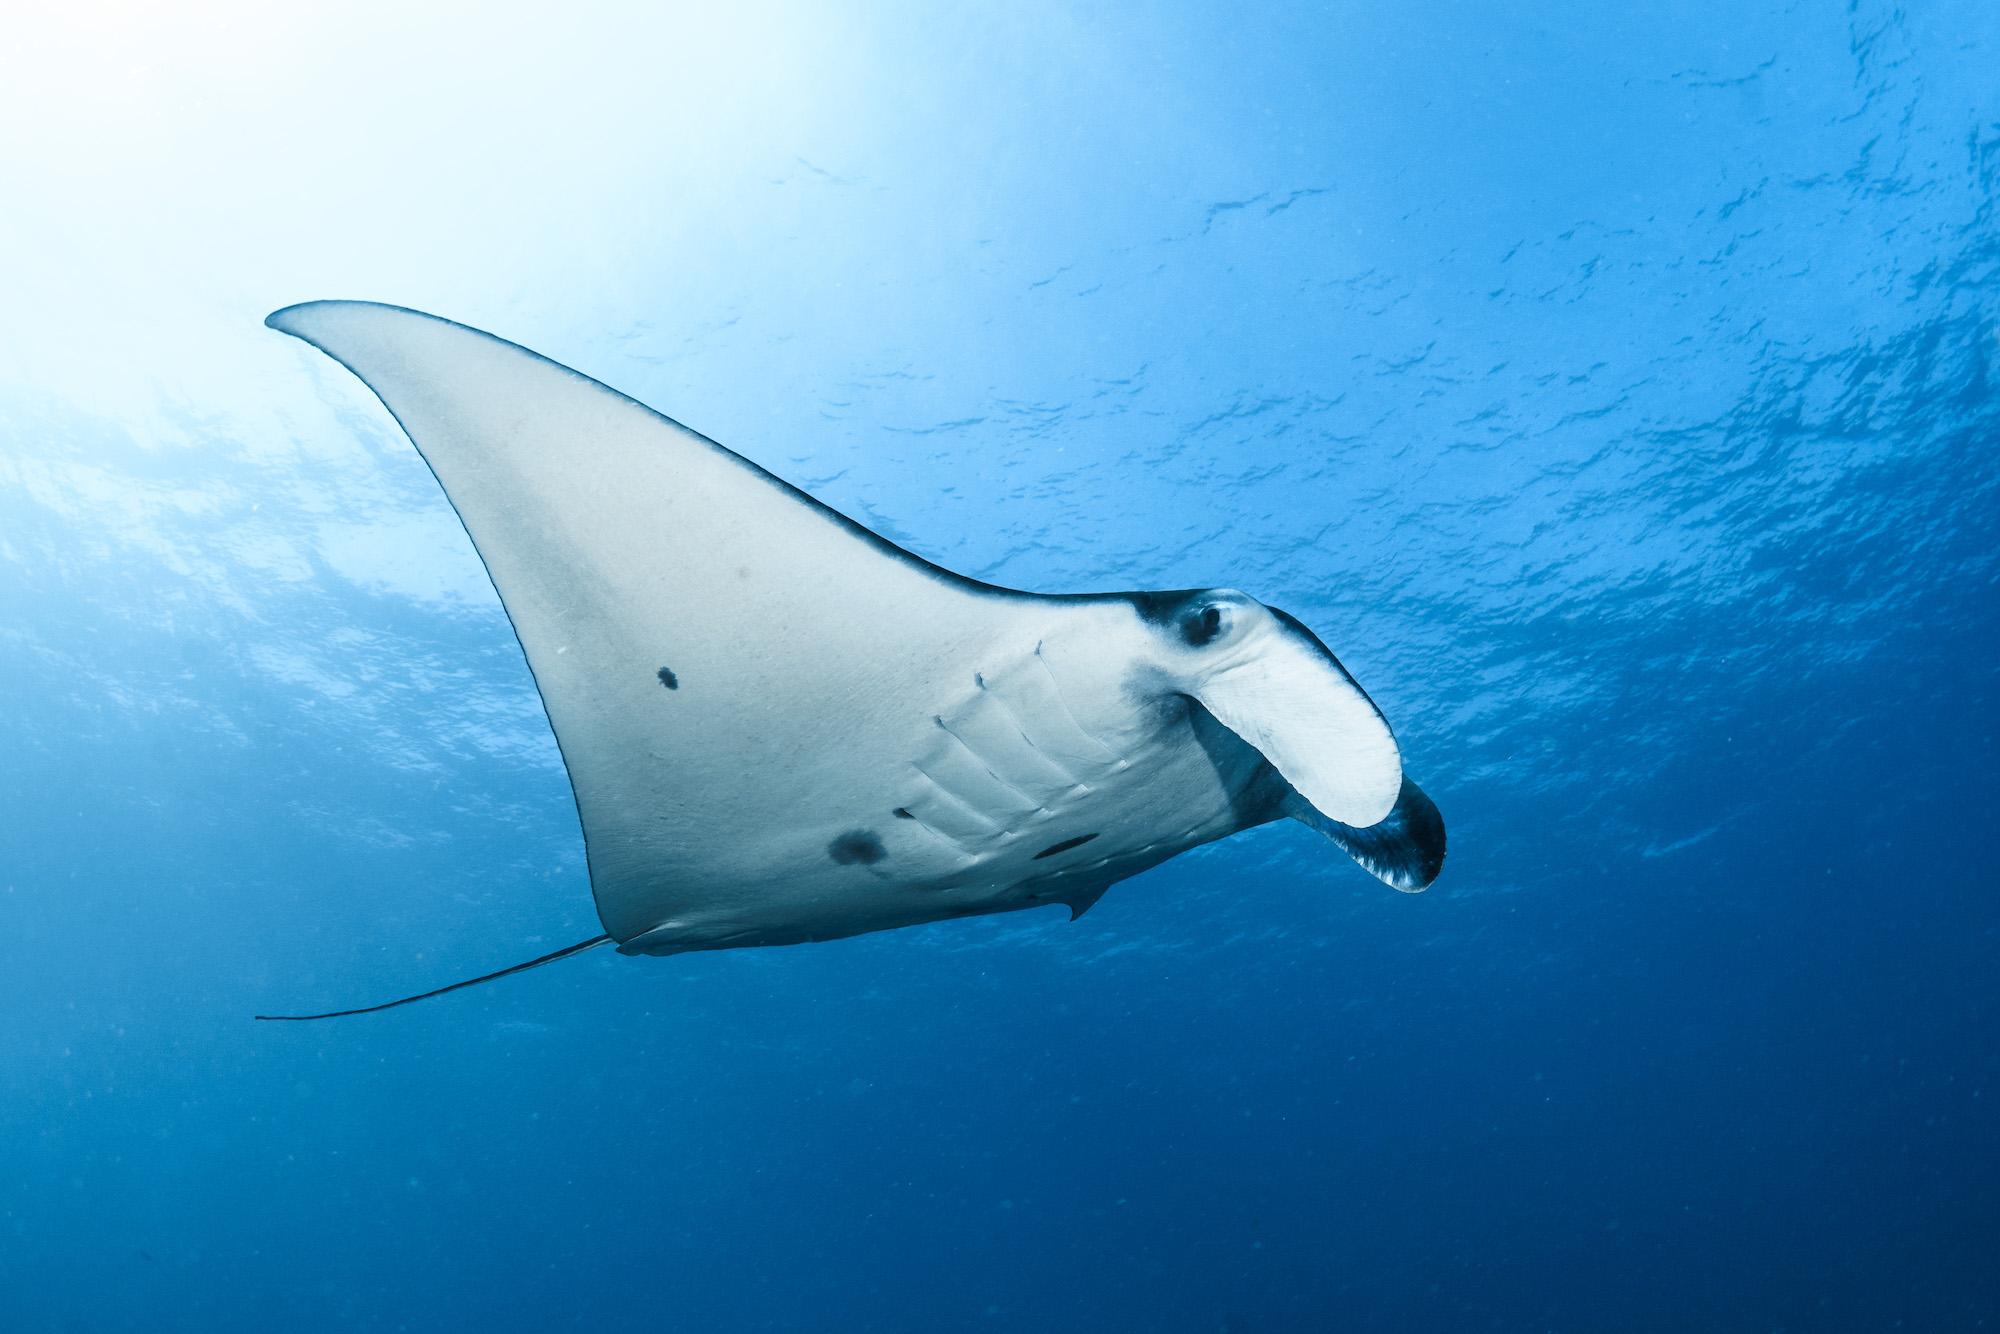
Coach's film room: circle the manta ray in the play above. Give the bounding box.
[257,302,1444,1019]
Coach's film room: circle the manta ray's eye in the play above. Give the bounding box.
[1184,602,1231,647]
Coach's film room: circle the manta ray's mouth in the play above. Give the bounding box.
[1285,776,1446,893]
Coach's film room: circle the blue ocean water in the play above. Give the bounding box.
[2,2,1996,1328]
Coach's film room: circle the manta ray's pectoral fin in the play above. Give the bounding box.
[1283,776,1446,893]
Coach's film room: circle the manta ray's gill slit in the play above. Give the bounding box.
[883,800,975,861]
[904,764,1006,844]
[971,667,1091,792]
[1029,642,1125,765]
[930,715,1045,809]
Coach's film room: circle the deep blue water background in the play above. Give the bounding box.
[3,2,1997,1329]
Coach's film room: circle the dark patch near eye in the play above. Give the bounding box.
[828,830,887,865]
[1129,589,1202,627]
[891,807,914,819]
[1185,604,1224,646]
[656,667,679,690]
[1131,590,1230,645]
[1033,833,1100,860]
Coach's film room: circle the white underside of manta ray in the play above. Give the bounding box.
[257,302,1444,1019]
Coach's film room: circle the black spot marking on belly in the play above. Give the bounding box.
[828,829,887,865]
[1033,833,1100,860]
[891,807,914,819]
[656,667,679,690]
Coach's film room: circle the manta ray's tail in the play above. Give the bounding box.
[254,934,613,1021]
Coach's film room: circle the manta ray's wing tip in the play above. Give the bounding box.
[265,299,343,336]
[265,299,429,342]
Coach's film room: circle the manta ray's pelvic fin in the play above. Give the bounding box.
[254,934,613,1021]
[1061,886,1113,921]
